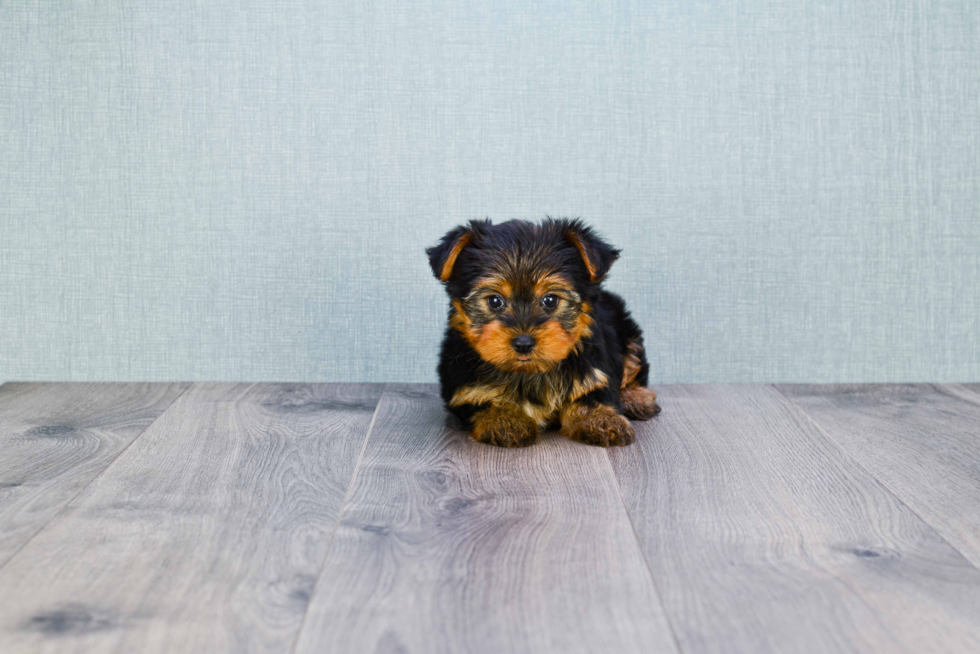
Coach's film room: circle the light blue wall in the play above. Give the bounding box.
[1,1,978,383]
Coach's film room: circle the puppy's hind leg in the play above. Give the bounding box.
[620,386,661,420]
[619,338,661,420]
[560,401,635,447]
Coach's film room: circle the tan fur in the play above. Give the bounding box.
[620,385,660,420]
[572,307,593,342]
[439,232,472,281]
[471,403,538,448]
[449,384,505,407]
[454,314,591,375]
[569,368,608,402]
[472,275,513,299]
[451,268,594,375]
[531,314,592,371]
[534,273,573,296]
[449,298,472,334]
[533,321,580,367]
[472,321,518,368]
[451,367,609,429]
[566,231,601,281]
[559,402,635,447]
[450,300,517,370]
[621,338,644,389]
[519,400,558,427]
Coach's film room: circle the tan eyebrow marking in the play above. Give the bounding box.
[470,276,513,299]
[534,273,573,296]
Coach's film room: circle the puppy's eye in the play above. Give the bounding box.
[487,294,505,310]
[542,294,559,310]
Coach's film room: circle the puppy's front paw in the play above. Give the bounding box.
[471,405,538,448]
[620,385,661,420]
[560,403,635,447]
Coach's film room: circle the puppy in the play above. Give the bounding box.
[426,217,659,448]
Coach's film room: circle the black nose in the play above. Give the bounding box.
[512,334,535,354]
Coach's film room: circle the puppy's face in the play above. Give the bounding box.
[451,269,592,373]
[427,218,619,374]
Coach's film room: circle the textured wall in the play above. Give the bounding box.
[1,1,978,383]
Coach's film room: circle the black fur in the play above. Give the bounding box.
[427,217,658,446]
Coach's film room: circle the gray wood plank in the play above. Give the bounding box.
[0,382,383,653]
[609,384,980,654]
[0,382,189,567]
[778,383,980,569]
[947,383,980,407]
[293,384,678,654]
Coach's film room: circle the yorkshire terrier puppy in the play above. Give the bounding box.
[426,217,660,448]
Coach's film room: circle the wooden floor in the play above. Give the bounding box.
[0,383,979,653]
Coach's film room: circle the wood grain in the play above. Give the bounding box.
[945,383,980,407]
[0,382,188,568]
[0,383,382,653]
[778,383,980,569]
[293,384,678,654]
[609,384,980,654]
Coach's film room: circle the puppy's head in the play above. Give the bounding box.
[427,218,620,373]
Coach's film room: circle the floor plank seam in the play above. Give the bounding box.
[602,450,686,654]
[287,383,387,654]
[0,382,193,574]
[771,384,980,576]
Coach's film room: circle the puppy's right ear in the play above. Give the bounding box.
[426,225,473,282]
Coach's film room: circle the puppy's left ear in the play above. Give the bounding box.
[563,220,621,282]
[426,225,473,282]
